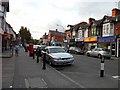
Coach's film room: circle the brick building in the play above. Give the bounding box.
[48,29,65,46]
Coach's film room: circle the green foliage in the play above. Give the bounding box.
[19,26,32,44]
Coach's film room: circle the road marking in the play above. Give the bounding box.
[25,77,47,88]
[25,78,30,88]
[112,76,120,80]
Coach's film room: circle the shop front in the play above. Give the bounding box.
[69,39,75,47]
[116,35,120,57]
[2,33,10,51]
[75,37,84,47]
[84,36,98,50]
[0,28,4,52]
[98,36,116,56]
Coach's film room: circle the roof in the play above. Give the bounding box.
[72,22,88,31]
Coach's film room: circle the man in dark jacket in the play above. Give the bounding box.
[36,47,42,63]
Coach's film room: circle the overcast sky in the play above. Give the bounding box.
[6,0,119,39]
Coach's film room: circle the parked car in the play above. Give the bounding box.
[44,46,74,66]
[68,47,84,54]
[34,45,41,51]
[86,48,111,59]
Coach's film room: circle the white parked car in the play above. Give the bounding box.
[44,46,74,66]
[86,48,111,59]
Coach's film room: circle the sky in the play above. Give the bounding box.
[6,0,120,39]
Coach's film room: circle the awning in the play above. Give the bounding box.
[98,36,116,42]
[0,28,4,34]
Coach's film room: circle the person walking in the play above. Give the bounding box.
[36,46,42,63]
[15,44,19,56]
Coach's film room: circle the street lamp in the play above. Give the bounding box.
[57,24,65,31]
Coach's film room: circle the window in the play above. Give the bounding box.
[106,24,109,34]
[78,30,82,38]
[110,23,114,34]
[91,27,96,36]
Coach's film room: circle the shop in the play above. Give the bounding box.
[0,28,4,52]
[116,35,120,57]
[84,36,98,50]
[98,36,116,56]
[68,39,75,47]
[2,33,10,50]
[75,37,84,48]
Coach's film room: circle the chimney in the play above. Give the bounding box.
[112,8,120,17]
[88,18,95,24]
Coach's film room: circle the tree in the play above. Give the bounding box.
[19,26,32,44]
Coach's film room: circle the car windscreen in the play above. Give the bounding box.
[49,48,66,53]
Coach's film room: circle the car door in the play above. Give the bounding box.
[90,49,95,56]
[92,48,98,56]
[94,48,99,56]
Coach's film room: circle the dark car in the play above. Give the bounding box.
[68,47,84,54]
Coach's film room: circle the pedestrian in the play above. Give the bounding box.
[36,46,42,63]
[15,44,19,56]
[9,42,13,50]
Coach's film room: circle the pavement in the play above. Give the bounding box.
[1,47,120,89]
[0,49,13,58]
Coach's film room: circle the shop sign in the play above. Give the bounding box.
[3,34,10,39]
[75,37,84,41]
[84,37,97,42]
[98,36,116,42]
[64,40,68,43]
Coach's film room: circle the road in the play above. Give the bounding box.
[52,54,118,88]
[2,48,119,88]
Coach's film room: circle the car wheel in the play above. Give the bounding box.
[75,51,77,54]
[87,53,90,56]
[98,54,102,59]
[107,57,111,59]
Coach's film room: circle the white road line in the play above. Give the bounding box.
[41,78,48,88]
[24,78,30,88]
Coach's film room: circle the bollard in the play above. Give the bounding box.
[43,52,46,70]
[100,55,105,77]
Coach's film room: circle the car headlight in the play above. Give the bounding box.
[70,57,74,60]
[52,57,61,60]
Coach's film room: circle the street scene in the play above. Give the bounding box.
[2,47,119,89]
[0,0,120,90]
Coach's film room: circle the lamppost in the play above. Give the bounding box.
[57,24,65,31]
[57,24,66,46]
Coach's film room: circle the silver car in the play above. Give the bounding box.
[44,46,74,66]
[86,48,111,59]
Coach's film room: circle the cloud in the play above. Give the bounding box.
[6,0,117,39]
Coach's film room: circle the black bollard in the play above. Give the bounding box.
[43,52,46,70]
[100,55,105,77]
